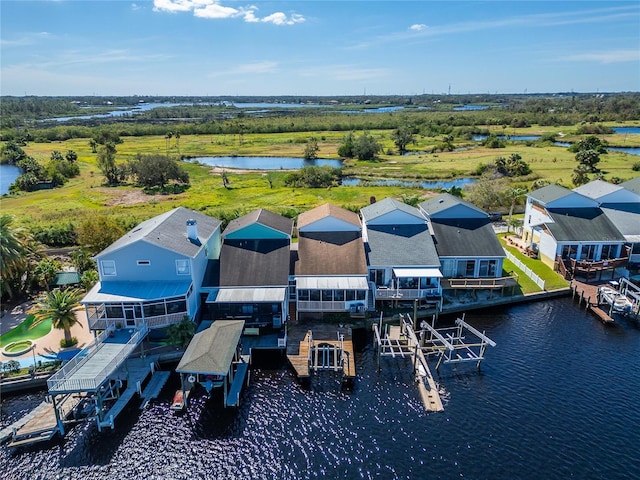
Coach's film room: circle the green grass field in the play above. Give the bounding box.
[0,314,53,347]
[2,124,639,229]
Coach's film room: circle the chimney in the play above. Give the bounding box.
[186,219,198,241]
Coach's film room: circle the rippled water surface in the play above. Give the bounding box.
[2,298,639,480]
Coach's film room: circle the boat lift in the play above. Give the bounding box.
[418,313,496,371]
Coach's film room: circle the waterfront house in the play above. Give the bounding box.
[575,179,640,265]
[419,193,505,278]
[360,198,443,309]
[203,209,293,337]
[293,204,369,321]
[522,184,628,279]
[82,207,222,331]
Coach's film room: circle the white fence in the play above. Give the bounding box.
[504,249,546,290]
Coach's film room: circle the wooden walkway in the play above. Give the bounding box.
[140,370,171,409]
[287,332,356,380]
[570,280,614,324]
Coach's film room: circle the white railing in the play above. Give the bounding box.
[47,325,148,393]
[375,287,441,300]
[297,300,351,312]
[88,312,185,331]
[278,331,287,348]
[504,249,545,290]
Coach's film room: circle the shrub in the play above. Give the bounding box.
[632,162,640,172]
[60,337,78,348]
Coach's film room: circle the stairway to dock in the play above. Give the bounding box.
[140,371,171,409]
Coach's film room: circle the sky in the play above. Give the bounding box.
[1,0,639,97]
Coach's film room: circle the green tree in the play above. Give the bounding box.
[353,132,381,160]
[392,125,415,154]
[568,135,608,154]
[572,164,591,186]
[71,248,96,274]
[128,154,189,190]
[575,149,601,173]
[506,187,528,227]
[31,288,82,346]
[33,257,62,291]
[80,270,99,291]
[96,142,120,185]
[166,316,196,348]
[303,137,320,160]
[89,139,98,153]
[337,132,356,158]
[77,216,126,254]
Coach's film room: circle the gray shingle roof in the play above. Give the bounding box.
[219,239,290,286]
[621,176,640,195]
[419,193,486,217]
[360,198,425,223]
[365,225,440,266]
[98,207,221,258]
[223,209,293,238]
[527,184,573,204]
[429,218,505,257]
[545,208,626,242]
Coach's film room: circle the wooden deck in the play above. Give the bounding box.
[287,332,356,380]
[570,280,615,324]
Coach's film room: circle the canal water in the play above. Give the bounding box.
[1,297,639,479]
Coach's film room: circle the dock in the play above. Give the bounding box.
[4,394,83,448]
[140,370,171,409]
[287,331,356,383]
[570,280,617,324]
[226,362,250,407]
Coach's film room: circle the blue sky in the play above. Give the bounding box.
[1,1,639,96]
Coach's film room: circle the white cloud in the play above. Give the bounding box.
[153,0,305,25]
[131,3,141,11]
[194,3,241,19]
[262,12,305,26]
[559,50,639,64]
[409,24,427,31]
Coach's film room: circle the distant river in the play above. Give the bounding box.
[187,156,343,169]
[2,298,639,479]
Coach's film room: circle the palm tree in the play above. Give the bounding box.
[166,316,196,349]
[31,288,82,346]
[0,214,29,300]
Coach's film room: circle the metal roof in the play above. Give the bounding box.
[82,281,191,303]
[296,276,368,290]
[365,224,440,267]
[176,320,244,376]
[573,179,623,200]
[546,208,626,242]
[621,176,640,195]
[53,271,81,286]
[600,204,640,240]
[206,287,286,303]
[97,207,221,259]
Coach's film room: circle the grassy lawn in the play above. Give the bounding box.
[498,235,570,293]
[0,314,52,348]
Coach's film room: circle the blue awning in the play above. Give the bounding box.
[82,281,192,303]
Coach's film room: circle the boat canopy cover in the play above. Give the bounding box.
[392,268,443,278]
[176,320,244,376]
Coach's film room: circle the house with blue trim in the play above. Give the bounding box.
[361,198,443,309]
[419,193,506,280]
[203,209,293,337]
[82,207,222,331]
[293,204,369,321]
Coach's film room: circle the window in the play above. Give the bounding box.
[176,259,190,275]
[581,244,597,261]
[334,290,345,301]
[465,260,476,277]
[298,290,309,301]
[101,260,116,276]
[310,290,321,301]
[561,244,577,259]
[479,260,497,277]
[137,260,150,266]
[601,244,617,260]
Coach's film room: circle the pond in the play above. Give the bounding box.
[186,156,343,170]
[341,177,476,189]
[554,142,640,156]
[0,164,22,195]
[613,127,640,135]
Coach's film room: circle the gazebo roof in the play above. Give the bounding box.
[175,320,244,376]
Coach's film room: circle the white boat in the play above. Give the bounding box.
[598,287,633,313]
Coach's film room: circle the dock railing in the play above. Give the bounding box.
[47,325,148,393]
